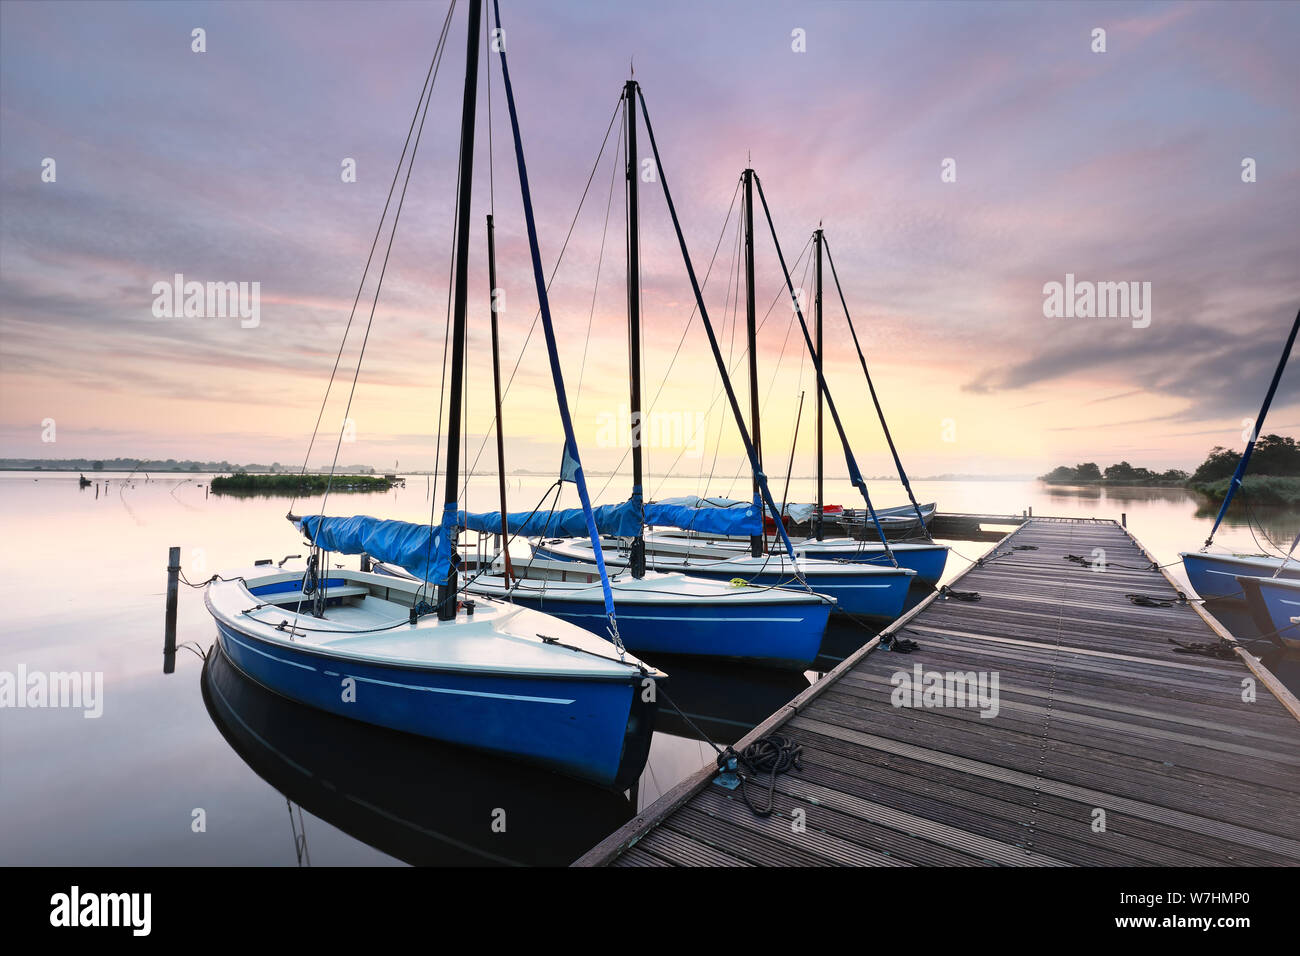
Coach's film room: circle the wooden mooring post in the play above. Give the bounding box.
[163,546,180,674]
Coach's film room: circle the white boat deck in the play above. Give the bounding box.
[207,567,658,680]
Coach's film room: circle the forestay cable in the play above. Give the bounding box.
[635,86,808,582]
[823,234,932,539]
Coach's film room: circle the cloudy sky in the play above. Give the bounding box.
[2,0,1297,479]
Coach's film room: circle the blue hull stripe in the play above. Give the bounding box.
[548,611,805,623]
[349,672,575,705]
[224,630,319,671]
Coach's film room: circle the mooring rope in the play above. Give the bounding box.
[1167,637,1238,659]
[654,684,803,817]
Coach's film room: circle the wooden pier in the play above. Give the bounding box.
[577,518,1300,867]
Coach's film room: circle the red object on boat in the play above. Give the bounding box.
[763,513,792,533]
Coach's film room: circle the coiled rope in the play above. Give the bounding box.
[717,735,804,817]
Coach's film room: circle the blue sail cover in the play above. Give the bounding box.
[459,499,643,539]
[298,514,451,584]
[645,496,763,536]
[456,494,760,539]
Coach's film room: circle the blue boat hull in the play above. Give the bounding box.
[647,565,909,621]
[808,545,948,585]
[510,594,830,669]
[1235,576,1300,648]
[1182,552,1300,601]
[213,621,654,789]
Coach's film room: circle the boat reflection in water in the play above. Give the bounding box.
[648,656,812,746]
[811,586,931,672]
[202,641,634,866]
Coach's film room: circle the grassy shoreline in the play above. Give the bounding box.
[1187,475,1300,507]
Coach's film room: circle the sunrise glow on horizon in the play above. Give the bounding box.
[2,0,1298,480]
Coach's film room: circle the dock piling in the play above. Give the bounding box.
[164,546,180,674]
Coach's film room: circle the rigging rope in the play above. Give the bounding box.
[319,8,456,523]
[635,87,810,589]
[822,235,932,539]
[491,0,625,654]
[573,110,623,407]
[290,3,456,519]
[639,231,811,503]
[463,99,624,482]
[722,238,813,502]
[751,172,898,566]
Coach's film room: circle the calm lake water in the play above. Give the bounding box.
[2,471,1297,865]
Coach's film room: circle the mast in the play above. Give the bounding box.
[437,0,483,620]
[743,167,763,557]
[813,227,824,541]
[486,213,513,583]
[624,79,646,578]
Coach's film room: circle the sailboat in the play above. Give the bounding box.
[639,221,949,586]
[203,0,661,789]
[1180,306,1300,601]
[581,167,946,587]
[535,101,916,622]
[756,230,941,547]
[373,79,834,670]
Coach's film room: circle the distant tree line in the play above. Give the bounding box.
[1039,434,1300,490]
[1039,462,1189,484]
[1184,435,1300,506]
